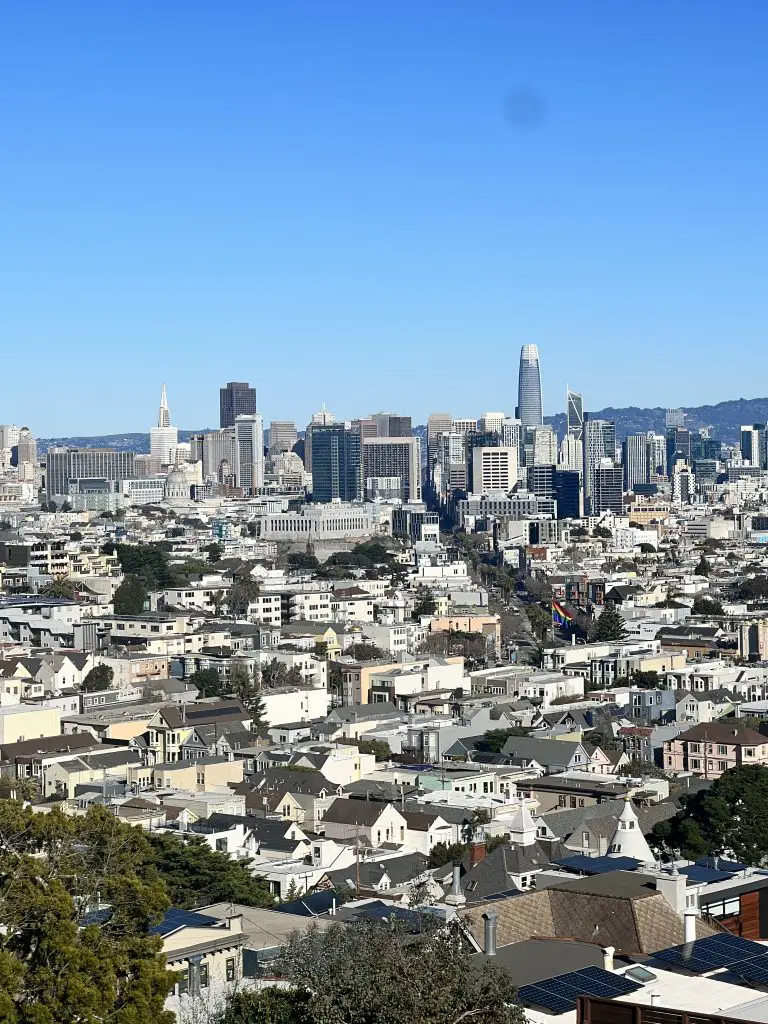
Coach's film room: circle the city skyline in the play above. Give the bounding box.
[4,4,768,433]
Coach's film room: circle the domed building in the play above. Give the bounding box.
[164,466,190,501]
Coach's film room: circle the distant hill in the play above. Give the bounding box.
[545,397,768,443]
[37,430,211,455]
[36,398,768,454]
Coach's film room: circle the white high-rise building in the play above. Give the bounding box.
[558,434,583,474]
[479,412,506,435]
[471,447,517,493]
[530,425,557,466]
[235,414,264,492]
[149,384,178,464]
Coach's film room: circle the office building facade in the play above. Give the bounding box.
[234,414,264,493]
[583,417,617,515]
[362,436,421,501]
[517,344,543,427]
[311,424,362,502]
[220,382,257,429]
[46,448,136,502]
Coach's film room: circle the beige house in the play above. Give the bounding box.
[0,705,60,745]
[664,721,768,778]
[321,798,408,848]
[149,756,244,792]
[162,909,244,1018]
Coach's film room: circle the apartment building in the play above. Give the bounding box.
[664,721,768,778]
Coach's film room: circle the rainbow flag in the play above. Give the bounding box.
[551,601,573,627]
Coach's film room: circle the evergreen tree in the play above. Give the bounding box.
[81,664,115,692]
[589,603,628,642]
[113,574,148,615]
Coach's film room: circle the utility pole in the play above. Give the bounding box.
[355,823,361,897]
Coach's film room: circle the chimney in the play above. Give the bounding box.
[469,830,487,867]
[445,864,466,908]
[602,946,615,972]
[597,835,608,856]
[684,908,697,943]
[482,911,497,956]
[650,993,660,1007]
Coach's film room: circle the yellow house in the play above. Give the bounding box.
[0,705,61,745]
[151,756,244,792]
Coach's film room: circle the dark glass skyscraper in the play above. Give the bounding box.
[310,424,362,502]
[220,381,257,428]
[517,344,543,427]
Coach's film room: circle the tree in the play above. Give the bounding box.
[695,555,712,577]
[638,542,656,554]
[60,500,73,512]
[0,802,174,1024]
[650,765,768,864]
[427,841,468,868]
[261,658,303,689]
[111,542,175,588]
[589,603,628,642]
[347,642,388,662]
[631,669,660,689]
[81,664,115,692]
[144,831,274,908]
[739,576,768,601]
[227,577,261,617]
[693,595,724,616]
[412,584,437,619]
[188,667,224,698]
[69,531,83,542]
[39,575,78,599]
[287,552,320,572]
[526,604,552,642]
[476,727,530,753]
[356,739,392,760]
[113,573,148,614]
[273,919,524,1024]
[218,988,312,1024]
[206,541,224,563]
[230,665,266,722]
[593,525,612,539]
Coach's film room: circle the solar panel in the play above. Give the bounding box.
[680,865,733,884]
[653,934,768,974]
[730,957,768,984]
[518,966,641,1014]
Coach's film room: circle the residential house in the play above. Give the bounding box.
[664,721,768,778]
[321,798,408,848]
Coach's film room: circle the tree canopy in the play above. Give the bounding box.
[355,738,392,760]
[113,574,148,615]
[0,802,174,1024]
[589,604,628,642]
[650,764,768,864]
[692,595,724,616]
[218,918,524,1024]
[40,576,78,599]
[81,664,115,692]
[188,667,224,698]
[412,584,437,619]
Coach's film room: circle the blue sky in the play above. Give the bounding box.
[3,1,768,434]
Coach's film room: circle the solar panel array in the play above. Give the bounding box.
[653,933,768,977]
[518,965,642,1014]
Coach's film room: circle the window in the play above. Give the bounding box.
[178,970,189,995]
[582,831,590,847]
[199,964,209,989]
[718,761,727,772]
[226,958,236,983]
[745,748,755,757]
[196,773,204,786]
[718,745,727,755]
[691,758,700,769]
[216,838,227,852]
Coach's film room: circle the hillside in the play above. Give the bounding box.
[35,398,768,454]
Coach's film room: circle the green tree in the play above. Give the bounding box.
[355,739,392,760]
[113,574,148,614]
[81,664,115,692]
[287,552,320,572]
[60,500,73,512]
[69,531,83,542]
[589,603,628,642]
[347,642,388,662]
[218,988,311,1024]
[230,665,266,722]
[206,541,224,563]
[476,727,530,753]
[0,803,174,1024]
[227,577,261,617]
[39,575,78,599]
[631,669,660,689]
[526,604,552,642]
[427,841,468,868]
[274,919,524,1024]
[593,525,612,539]
[188,667,224,698]
[261,658,303,689]
[695,555,712,577]
[693,595,724,616]
[650,765,768,864]
[112,542,175,588]
[412,584,437,619]
[145,832,273,909]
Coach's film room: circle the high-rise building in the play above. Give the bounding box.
[647,434,667,478]
[665,408,686,429]
[479,412,506,435]
[269,421,297,456]
[371,413,412,438]
[362,436,421,501]
[352,417,378,440]
[666,427,692,473]
[149,385,178,465]
[623,434,650,492]
[527,464,555,498]
[530,425,557,467]
[46,448,136,502]
[439,433,469,494]
[566,389,583,440]
[517,344,543,427]
[426,413,452,488]
[190,429,236,480]
[740,424,766,468]
[554,470,582,519]
[593,461,624,515]
[558,434,583,474]
[472,447,517,493]
[583,417,616,515]
[304,407,336,474]
[311,423,362,502]
[0,426,21,451]
[220,382,256,429]
[234,414,264,493]
[451,418,478,435]
[500,417,522,451]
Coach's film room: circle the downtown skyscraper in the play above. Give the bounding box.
[516,344,543,427]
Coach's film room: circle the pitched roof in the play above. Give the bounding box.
[676,721,766,745]
[460,871,717,954]
[322,798,401,828]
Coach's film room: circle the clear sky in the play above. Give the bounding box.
[3,1,768,435]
